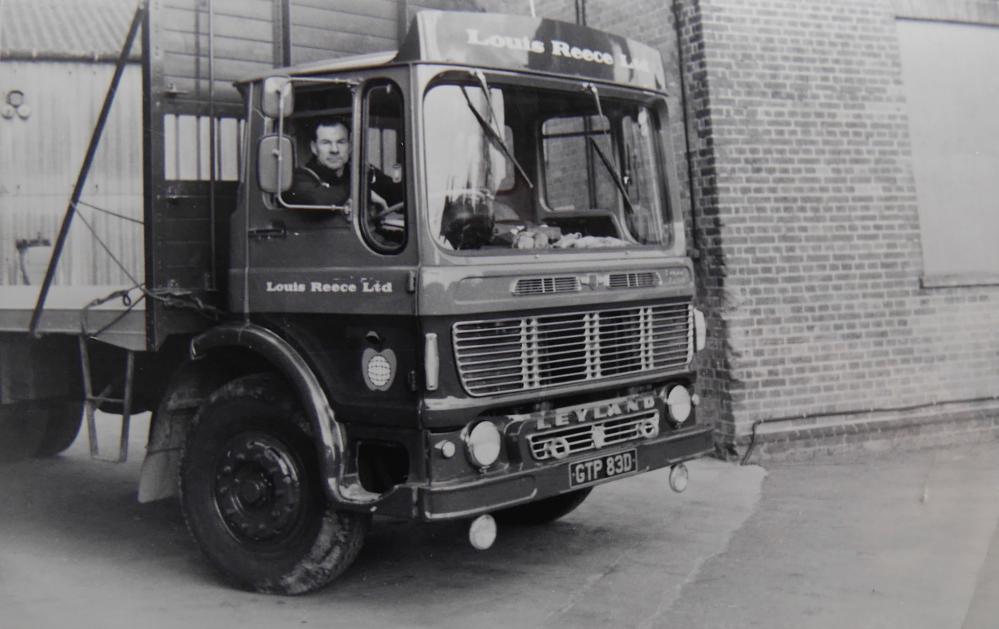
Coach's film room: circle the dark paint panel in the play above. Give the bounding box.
[242,268,415,315]
[256,313,421,429]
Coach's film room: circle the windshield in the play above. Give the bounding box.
[424,78,671,253]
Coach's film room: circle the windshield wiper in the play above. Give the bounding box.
[583,83,635,216]
[460,71,534,190]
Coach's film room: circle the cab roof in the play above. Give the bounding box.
[241,10,667,93]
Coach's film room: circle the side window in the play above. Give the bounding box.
[360,82,406,253]
[276,84,353,211]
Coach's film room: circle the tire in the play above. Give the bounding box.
[494,488,593,526]
[179,373,368,594]
[0,402,46,464]
[34,400,84,458]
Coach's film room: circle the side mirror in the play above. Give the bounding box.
[261,76,293,118]
[257,134,294,193]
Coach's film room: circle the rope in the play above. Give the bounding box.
[81,286,144,338]
[75,207,143,288]
[74,200,143,226]
[74,208,223,342]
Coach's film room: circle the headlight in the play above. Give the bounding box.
[466,421,501,467]
[666,385,692,424]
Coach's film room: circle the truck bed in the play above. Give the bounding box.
[0,286,146,350]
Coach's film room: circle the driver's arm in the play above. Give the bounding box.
[370,189,390,215]
[369,167,404,210]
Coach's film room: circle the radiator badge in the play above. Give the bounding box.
[535,395,656,431]
[591,424,607,449]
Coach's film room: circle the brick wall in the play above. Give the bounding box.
[689,0,999,454]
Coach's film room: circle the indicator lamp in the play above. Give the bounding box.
[436,440,457,459]
[693,308,706,352]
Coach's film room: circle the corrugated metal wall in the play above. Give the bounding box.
[0,61,144,288]
[289,0,402,63]
[154,0,277,110]
[0,0,492,293]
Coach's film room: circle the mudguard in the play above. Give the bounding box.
[190,322,379,507]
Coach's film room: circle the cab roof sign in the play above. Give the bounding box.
[397,11,667,92]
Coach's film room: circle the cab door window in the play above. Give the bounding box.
[360,82,406,253]
[276,84,354,211]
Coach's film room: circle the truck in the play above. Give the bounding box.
[0,0,713,594]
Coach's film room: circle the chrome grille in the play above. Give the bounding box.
[514,276,580,296]
[453,303,692,396]
[528,409,659,460]
[608,272,659,289]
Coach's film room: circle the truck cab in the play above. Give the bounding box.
[227,9,711,508]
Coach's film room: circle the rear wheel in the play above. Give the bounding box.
[0,403,46,463]
[33,399,84,457]
[180,374,368,594]
[494,488,593,526]
[0,399,83,462]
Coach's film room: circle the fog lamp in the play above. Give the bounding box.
[668,463,689,493]
[466,421,501,468]
[469,514,497,550]
[666,385,692,424]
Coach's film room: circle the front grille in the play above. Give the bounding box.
[527,409,659,461]
[607,271,659,289]
[514,276,580,296]
[453,303,692,396]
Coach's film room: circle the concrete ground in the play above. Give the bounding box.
[1,414,997,629]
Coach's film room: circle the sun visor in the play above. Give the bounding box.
[397,10,667,92]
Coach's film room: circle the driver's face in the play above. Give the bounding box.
[311,123,350,175]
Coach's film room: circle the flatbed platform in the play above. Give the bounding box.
[0,286,147,350]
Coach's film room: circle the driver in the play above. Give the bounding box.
[287,117,402,211]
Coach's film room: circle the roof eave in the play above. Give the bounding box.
[235,50,400,85]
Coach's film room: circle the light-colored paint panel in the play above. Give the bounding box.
[897,19,999,277]
[0,61,144,288]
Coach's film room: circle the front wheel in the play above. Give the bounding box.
[180,374,368,594]
[494,488,593,526]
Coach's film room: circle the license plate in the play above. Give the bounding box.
[569,449,637,488]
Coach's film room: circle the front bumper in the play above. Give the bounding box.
[364,424,714,521]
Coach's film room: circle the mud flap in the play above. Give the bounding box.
[138,408,192,502]
[138,449,182,502]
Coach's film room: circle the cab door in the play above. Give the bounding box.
[235,70,416,318]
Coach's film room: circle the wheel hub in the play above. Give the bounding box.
[214,432,303,543]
